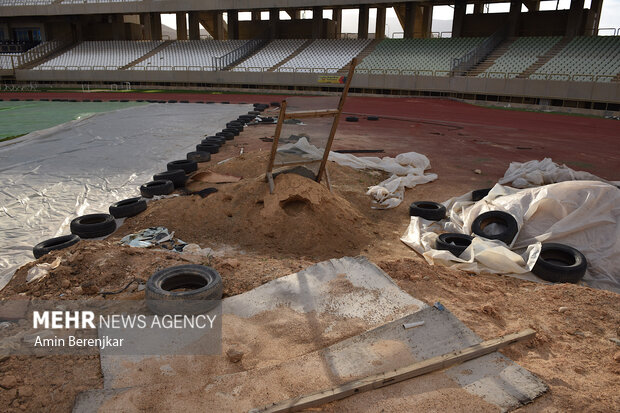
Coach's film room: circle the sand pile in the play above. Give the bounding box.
[2,241,207,299]
[117,173,373,259]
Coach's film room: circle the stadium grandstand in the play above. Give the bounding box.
[0,0,618,111]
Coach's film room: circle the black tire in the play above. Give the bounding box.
[180,100,189,103]
[367,116,379,121]
[140,180,174,198]
[109,197,147,218]
[472,188,492,202]
[196,143,220,154]
[345,116,359,122]
[216,131,234,140]
[202,137,225,146]
[435,233,473,257]
[249,111,260,115]
[271,101,280,107]
[146,265,223,315]
[168,100,177,103]
[471,211,518,245]
[202,140,223,148]
[409,201,446,221]
[227,121,243,127]
[167,159,198,174]
[70,214,116,239]
[532,243,587,283]
[33,234,80,259]
[153,170,187,188]
[222,128,239,137]
[204,135,226,143]
[187,151,211,163]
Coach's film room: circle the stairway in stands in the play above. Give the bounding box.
[120,41,174,70]
[464,38,516,77]
[223,40,268,70]
[268,39,313,72]
[518,37,571,79]
[20,40,78,69]
[338,39,380,74]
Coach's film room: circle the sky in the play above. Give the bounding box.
[161,0,620,37]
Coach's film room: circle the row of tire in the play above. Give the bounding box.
[32,102,272,260]
[408,188,588,284]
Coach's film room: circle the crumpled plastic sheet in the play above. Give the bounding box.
[401,180,620,293]
[499,158,614,188]
[120,227,183,249]
[0,103,251,291]
[277,138,437,208]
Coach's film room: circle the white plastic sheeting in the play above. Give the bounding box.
[499,158,613,188]
[0,103,251,291]
[277,137,438,208]
[401,181,620,293]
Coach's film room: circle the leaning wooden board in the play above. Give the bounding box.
[252,328,536,413]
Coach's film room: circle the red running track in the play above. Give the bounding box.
[1,91,618,181]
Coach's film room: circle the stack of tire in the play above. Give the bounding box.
[408,194,588,284]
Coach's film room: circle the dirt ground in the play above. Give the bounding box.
[0,97,618,412]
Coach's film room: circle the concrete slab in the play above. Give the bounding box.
[98,256,424,389]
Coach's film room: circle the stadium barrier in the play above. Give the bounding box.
[26,63,617,83]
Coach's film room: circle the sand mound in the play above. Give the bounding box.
[117,173,373,259]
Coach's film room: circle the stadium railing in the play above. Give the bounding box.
[451,26,508,76]
[212,39,264,71]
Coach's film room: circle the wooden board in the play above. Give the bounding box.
[253,328,536,413]
[283,109,339,119]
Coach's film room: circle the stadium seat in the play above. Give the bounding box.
[531,36,620,82]
[34,41,162,70]
[480,37,561,79]
[232,39,305,72]
[279,39,371,73]
[356,37,484,76]
[132,40,248,71]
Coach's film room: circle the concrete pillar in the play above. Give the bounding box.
[252,11,261,21]
[312,6,323,39]
[176,12,187,40]
[527,0,540,11]
[566,0,585,36]
[189,12,200,40]
[269,8,278,39]
[375,6,386,39]
[358,5,369,39]
[508,0,521,36]
[140,13,152,40]
[474,2,485,14]
[151,13,162,40]
[452,0,466,38]
[586,0,603,35]
[421,5,433,37]
[404,2,416,38]
[333,7,342,37]
[227,10,239,40]
[286,10,301,19]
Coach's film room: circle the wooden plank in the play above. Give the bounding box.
[316,58,357,183]
[254,328,536,413]
[283,109,339,119]
[266,100,288,174]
